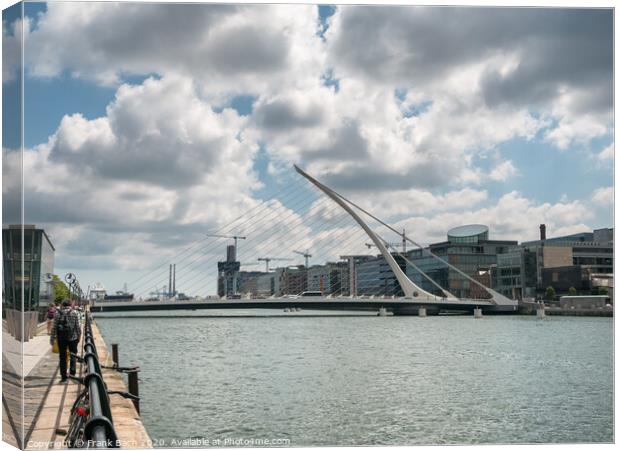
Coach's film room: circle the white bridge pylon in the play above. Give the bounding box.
[295,165,517,307]
[295,165,442,302]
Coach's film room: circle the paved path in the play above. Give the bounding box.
[3,323,59,449]
[4,318,152,449]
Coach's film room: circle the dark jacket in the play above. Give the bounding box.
[51,307,81,342]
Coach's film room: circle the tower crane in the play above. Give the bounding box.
[205,233,247,248]
[366,229,408,252]
[293,250,312,268]
[207,233,247,262]
[257,257,293,272]
[365,242,401,249]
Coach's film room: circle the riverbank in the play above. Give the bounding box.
[519,301,613,317]
[544,307,613,317]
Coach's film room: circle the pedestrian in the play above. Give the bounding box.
[46,302,57,334]
[50,299,81,383]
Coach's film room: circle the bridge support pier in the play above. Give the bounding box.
[474,307,483,319]
[393,306,439,316]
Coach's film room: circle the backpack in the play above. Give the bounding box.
[57,310,72,341]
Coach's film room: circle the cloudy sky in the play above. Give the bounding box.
[2,3,614,295]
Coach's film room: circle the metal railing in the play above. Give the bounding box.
[68,313,119,448]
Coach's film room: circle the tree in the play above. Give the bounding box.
[592,286,608,296]
[544,286,556,301]
[568,287,577,296]
[52,275,70,304]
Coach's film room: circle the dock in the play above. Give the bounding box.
[4,318,152,449]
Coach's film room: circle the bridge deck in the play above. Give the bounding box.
[92,296,516,314]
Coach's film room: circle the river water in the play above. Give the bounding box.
[96,311,613,446]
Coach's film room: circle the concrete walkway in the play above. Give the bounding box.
[3,323,53,379]
[2,324,62,449]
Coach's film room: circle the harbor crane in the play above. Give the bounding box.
[257,257,293,272]
[293,250,312,268]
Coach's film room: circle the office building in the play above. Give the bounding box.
[408,225,517,299]
[257,272,279,296]
[307,262,349,295]
[237,270,265,296]
[340,255,375,296]
[494,247,538,299]
[521,226,613,297]
[356,253,407,296]
[275,266,307,296]
[2,225,55,316]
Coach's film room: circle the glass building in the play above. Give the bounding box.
[307,262,349,295]
[356,254,407,296]
[408,225,517,299]
[494,248,538,299]
[2,225,55,316]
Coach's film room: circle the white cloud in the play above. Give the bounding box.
[20,4,613,194]
[5,75,266,273]
[24,3,324,95]
[391,191,594,245]
[488,160,518,182]
[592,187,613,207]
[353,188,489,219]
[597,144,614,161]
[325,6,611,154]
[543,88,611,149]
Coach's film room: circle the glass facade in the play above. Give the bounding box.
[406,254,448,297]
[356,254,406,296]
[447,224,489,244]
[2,225,55,315]
[408,227,517,299]
[307,262,348,295]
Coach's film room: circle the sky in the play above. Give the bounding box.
[1,2,614,295]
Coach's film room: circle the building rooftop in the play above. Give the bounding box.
[447,224,488,238]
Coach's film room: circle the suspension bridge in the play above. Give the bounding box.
[97,166,519,315]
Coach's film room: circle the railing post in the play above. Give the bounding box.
[112,344,119,368]
[127,370,140,414]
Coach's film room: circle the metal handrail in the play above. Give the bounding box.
[76,313,119,448]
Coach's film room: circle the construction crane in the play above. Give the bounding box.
[366,229,408,252]
[365,242,401,249]
[205,233,247,248]
[257,257,293,272]
[293,250,312,268]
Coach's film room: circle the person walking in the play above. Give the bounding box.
[50,299,81,383]
[46,303,57,334]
